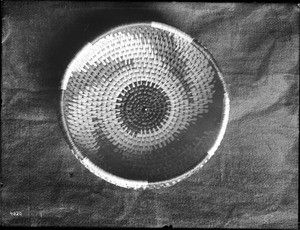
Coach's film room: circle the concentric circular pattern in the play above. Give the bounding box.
[116,83,171,134]
[60,22,230,189]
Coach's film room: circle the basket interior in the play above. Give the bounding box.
[62,23,226,184]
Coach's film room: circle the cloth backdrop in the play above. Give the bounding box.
[1,2,299,228]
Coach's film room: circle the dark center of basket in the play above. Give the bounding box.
[115,82,171,133]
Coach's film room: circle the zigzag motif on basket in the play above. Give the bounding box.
[64,25,215,155]
[61,22,230,189]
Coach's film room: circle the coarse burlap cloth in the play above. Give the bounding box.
[1,2,299,228]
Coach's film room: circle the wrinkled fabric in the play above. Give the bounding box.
[1,2,299,228]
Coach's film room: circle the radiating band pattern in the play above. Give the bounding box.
[61,22,229,189]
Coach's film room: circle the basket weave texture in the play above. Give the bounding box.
[60,22,229,189]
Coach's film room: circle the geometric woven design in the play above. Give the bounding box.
[60,22,230,189]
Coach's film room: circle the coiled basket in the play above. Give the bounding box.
[60,22,230,189]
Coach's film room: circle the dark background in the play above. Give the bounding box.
[1,2,299,228]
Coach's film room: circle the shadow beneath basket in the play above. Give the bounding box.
[42,5,168,90]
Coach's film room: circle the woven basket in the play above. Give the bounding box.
[60,22,230,189]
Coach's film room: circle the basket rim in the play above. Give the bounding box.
[59,21,230,190]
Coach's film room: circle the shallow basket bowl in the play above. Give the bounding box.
[60,22,230,189]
